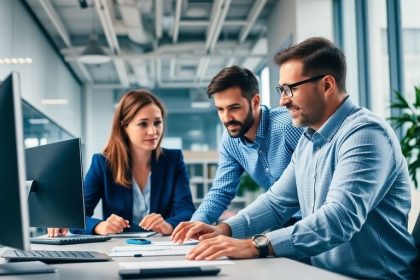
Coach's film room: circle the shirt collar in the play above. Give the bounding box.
[303,96,359,144]
[239,105,269,145]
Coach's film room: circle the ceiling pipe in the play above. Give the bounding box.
[239,0,267,43]
[195,57,210,82]
[205,0,224,52]
[169,59,177,80]
[117,0,152,44]
[155,0,163,39]
[132,62,153,88]
[208,0,231,52]
[205,0,231,53]
[156,59,162,84]
[39,0,92,83]
[95,0,129,87]
[172,0,183,43]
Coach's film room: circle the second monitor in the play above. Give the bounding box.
[26,138,85,229]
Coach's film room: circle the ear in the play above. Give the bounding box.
[323,75,336,97]
[252,94,260,108]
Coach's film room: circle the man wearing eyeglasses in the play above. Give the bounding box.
[186,65,303,225]
[172,37,417,279]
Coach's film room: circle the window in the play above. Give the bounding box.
[367,0,390,119]
[401,0,420,103]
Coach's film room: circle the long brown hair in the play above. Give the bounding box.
[103,89,166,187]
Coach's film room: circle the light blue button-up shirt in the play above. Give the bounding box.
[226,97,418,279]
[191,105,303,224]
[132,173,151,225]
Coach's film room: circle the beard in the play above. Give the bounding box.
[287,92,325,128]
[224,103,255,138]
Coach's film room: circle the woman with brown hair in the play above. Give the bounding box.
[49,89,195,236]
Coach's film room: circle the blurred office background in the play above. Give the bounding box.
[0,0,419,220]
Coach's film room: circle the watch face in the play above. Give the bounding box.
[253,235,269,246]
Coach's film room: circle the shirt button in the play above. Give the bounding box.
[259,150,262,153]
[266,167,270,172]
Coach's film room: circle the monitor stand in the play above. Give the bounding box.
[0,261,57,275]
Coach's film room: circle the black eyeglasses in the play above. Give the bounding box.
[275,74,327,98]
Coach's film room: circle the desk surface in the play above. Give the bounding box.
[0,236,353,280]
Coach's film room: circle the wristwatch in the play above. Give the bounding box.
[252,234,270,258]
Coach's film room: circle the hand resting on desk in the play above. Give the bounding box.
[171,222,260,260]
[171,221,231,244]
[48,212,174,237]
[139,213,173,235]
[47,227,68,237]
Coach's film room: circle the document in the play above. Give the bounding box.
[119,259,235,269]
[110,245,196,257]
[112,240,198,252]
[107,232,157,238]
[110,239,200,257]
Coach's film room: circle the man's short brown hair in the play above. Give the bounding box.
[274,37,347,92]
[207,65,259,101]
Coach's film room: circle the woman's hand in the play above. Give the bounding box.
[139,213,173,235]
[94,214,130,235]
[47,228,68,237]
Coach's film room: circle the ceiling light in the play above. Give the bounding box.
[0,57,33,64]
[191,101,211,108]
[28,118,50,125]
[79,35,111,64]
[190,90,211,109]
[41,99,68,105]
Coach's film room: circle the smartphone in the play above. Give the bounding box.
[126,238,151,245]
[119,266,221,279]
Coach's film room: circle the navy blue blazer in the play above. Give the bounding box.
[76,149,195,235]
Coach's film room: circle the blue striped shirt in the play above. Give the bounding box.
[191,105,304,224]
[226,98,418,279]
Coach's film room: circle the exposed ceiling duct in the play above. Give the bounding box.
[116,0,152,44]
[25,0,276,89]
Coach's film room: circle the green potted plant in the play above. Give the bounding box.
[389,87,420,188]
[238,173,260,196]
[237,173,262,206]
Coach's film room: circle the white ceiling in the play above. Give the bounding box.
[25,0,276,90]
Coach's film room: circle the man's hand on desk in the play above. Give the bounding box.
[47,227,68,237]
[186,236,259,260]
[171,222,231,244]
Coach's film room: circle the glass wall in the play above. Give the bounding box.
[22,99,74,148]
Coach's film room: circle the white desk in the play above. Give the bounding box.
[0,236,354,279]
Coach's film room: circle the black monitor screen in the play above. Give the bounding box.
[26,138,86,229]
[0,73,30,250]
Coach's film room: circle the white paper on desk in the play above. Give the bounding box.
[119,259,235,269]
[151,240,199,246]
[107,232,157,238]
[112,245,196,252]
[110,246,195,257]
[112,240,198,252]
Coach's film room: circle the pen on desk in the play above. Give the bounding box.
[134,254,143,257]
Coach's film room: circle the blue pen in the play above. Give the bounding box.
[126,238,152,245]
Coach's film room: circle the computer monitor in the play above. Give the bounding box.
[0,73,57,274]
[0,73,30,251]
[26,138,86,229]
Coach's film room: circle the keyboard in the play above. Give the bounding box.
[1,249,111,263]
[30,234,112,245]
